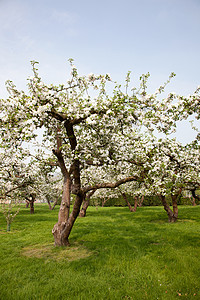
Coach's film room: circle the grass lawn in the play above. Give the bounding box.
[0,204,200,300]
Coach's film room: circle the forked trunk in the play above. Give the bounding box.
[102,197,108,207]
[51,200,58,210]
[159,194,177,223]
[47,198,58,210]
[121,192,136,212]
[52,192,84,246]
[52,119,84,246]
[47,199,53,210]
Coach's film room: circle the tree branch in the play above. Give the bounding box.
[52,149,69,178]
[83,176,138,193]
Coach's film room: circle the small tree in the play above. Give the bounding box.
[0,148,31,230]
[0,193,20,232]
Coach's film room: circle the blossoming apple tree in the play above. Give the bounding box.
[144,138,200,222]
[0,145,32,230]
[78,131,154,215]
[0,59,198,245]
[88,134,200,222]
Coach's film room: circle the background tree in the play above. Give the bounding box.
[145,138,200,222]
[0,147,31,230]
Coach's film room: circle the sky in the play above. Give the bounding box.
[0,0,200,143]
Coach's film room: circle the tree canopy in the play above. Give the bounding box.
[0,60,199,244]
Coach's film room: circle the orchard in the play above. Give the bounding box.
[0,60,199,245]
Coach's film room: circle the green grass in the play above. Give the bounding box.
[0,205,200,300]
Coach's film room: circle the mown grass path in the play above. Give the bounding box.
[0,205,200,299]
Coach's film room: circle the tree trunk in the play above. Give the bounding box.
[25,194,36,214]
[52,192,84,246]
[190,196,196,206]
[30,200,34,214]
[52,119,85,246]
[138,195,144,207]
[47,199,52,210]
[102,197,108,207]
[171,194,179,221]
[7,221,11,232]
[51,199,58,210]
[47,198,58,210]
[121,192,136,212]
[79,190,96,217]
[159,194,177,223]
[79,196,89,217]
[52,175,71,246]
[133,196,138,211]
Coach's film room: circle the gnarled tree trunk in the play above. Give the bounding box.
[52,121,85,246]
[52,191,84,246]
[52,126,74,246]
[52,171,71,246]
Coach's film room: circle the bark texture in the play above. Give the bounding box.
[171,194,179,221]
[51,165,71,246]
[52,130,73,246]
[52,192,84,246]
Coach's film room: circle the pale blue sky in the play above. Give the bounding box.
[0,0,200,142]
